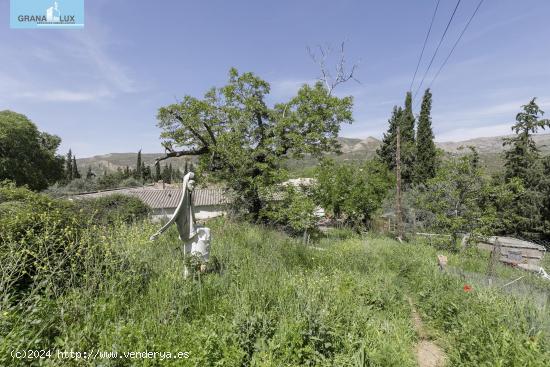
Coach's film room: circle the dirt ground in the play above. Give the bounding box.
[408,297,447,367]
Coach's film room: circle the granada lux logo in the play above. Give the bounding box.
[17,1,76,24]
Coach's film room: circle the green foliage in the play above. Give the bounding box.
[135,149,142,180]
[0,110,65,191]
[260,186,318,236]
[2,210,549,365]
[157,68,353,220]
[400,91,416,185]
[74,194,150,226]
[412,148,515,243]
[377,105,402,172]
[377,92,416,186]
[414,88,438,184]
[501,98,550,239]
[314,158,393,229]
[65,149,73,181]
[0,183,90,295]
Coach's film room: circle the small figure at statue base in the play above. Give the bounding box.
[150,172,211,278]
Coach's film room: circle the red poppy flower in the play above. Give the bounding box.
[463,284,472,292]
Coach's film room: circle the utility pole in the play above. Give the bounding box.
[396,125,404,241]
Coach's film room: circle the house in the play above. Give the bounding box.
[70,187,230,221]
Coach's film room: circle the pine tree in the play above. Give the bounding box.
[66,149,73,181]
[504,98,549,186]
[414,89,437,184]
[502,98,550,236]
[72,157,81,179]
[135,150,142,179]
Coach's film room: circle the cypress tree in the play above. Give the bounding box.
[400,92,416,185]
[66,149,73,181]
[135,150,142,179]
[402,92,416,145]
[72,156,81,179]
[184,160,189,175]
[414,89,437,184]
[161,164,170,183]
[86,166,94,179]
[377,106,402,171]
[377,92,417,186]
[155,161,161,181]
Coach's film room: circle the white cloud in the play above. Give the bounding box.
[435,123,512,142]
[269,78,315,101]
[15,89,114,102]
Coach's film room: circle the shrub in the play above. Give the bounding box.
[0,183,93,295]
[260,186,318,238]
[74,194,150,226]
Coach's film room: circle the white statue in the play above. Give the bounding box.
[150,171,211,278]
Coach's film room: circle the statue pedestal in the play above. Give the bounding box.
[182,226,211,278]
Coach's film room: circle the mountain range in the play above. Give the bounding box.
[76,133,550,175]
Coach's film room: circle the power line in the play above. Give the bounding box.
[413,0,462,102]
[427,0,485,91]
[409,0,441,92]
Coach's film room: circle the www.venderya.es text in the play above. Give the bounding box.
[11,349,190,361]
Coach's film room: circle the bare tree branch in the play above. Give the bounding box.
[307,41,361,95]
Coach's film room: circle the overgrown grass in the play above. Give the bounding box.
[2,215,549,365]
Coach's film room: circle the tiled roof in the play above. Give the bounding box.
[71,187,230,209]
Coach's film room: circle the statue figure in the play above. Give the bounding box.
[150,171,211,278]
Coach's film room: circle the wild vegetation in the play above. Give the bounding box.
[1,185,548,365]
[2,66,550,365]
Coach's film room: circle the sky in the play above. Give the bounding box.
[1,0,549,157]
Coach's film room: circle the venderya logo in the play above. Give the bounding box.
[10,0,84,29]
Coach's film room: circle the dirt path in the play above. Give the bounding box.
[407,297,447,367]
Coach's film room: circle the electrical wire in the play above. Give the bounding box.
[427,0,485,90]
[413,0,462,101]
[410,0,441,92]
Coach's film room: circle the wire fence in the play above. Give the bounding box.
[446,266,550,310]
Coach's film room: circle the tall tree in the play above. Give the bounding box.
[400,92,416,185]
[414,89,437,184]
[72,156,80,179]
[377,92,416,186]
[66,149,73,181]
[154,161,161,181]
[377,106,402,171]
[0,110,64,190]
[504,98,549,185]
[161,164,171,183]
[86,166,94,179]
[156,68,353,220]
[135,150,142,180]
[501,98,550,236]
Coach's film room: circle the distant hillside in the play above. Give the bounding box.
[76,134,550,176]
[76,153,196,176]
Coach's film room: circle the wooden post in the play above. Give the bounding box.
[396,125,403,241]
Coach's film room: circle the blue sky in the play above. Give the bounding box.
[1,0,549,157]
